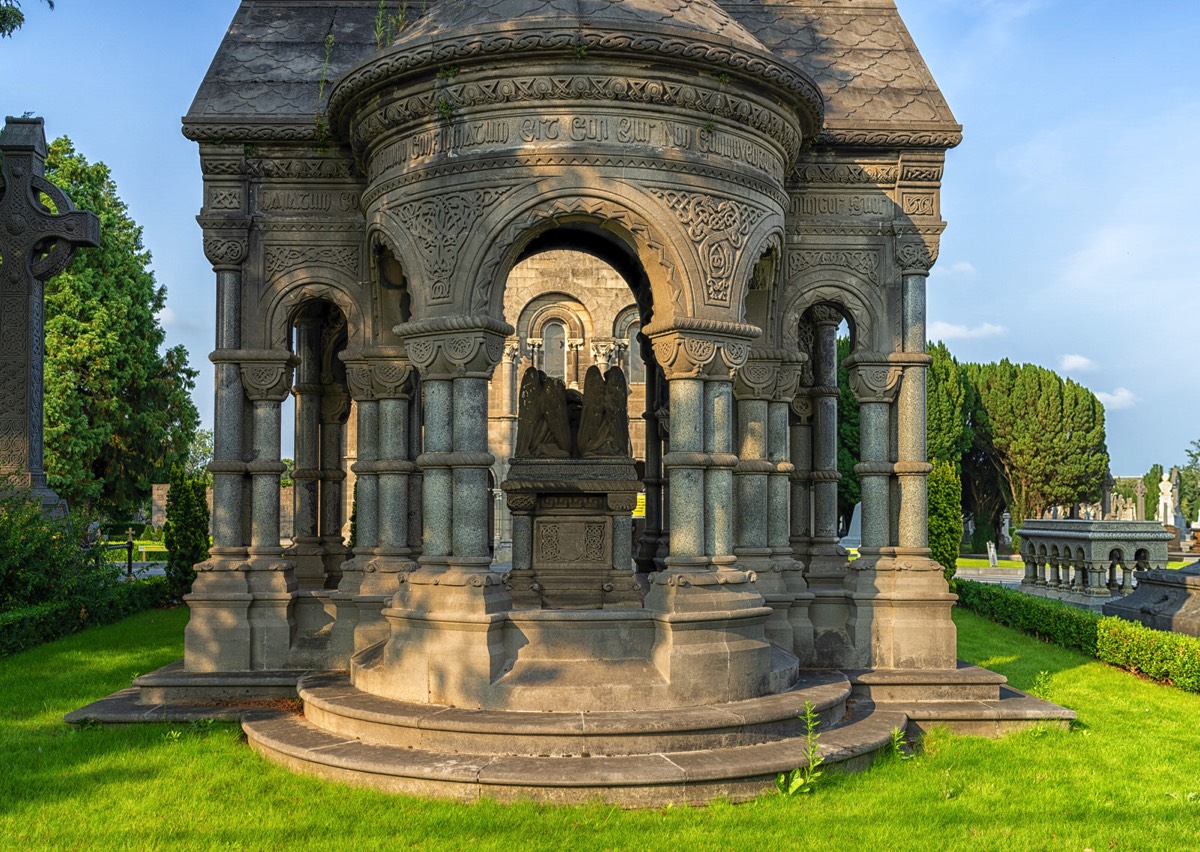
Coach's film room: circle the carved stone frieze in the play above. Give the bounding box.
[788,249,880,285]
[818,127,963,150]
[794,162,899,186]
[648,188,768,306]
[646,319,760,380]
[264,245,361,280]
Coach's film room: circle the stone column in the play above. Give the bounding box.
[237,351,299,669]
[636,358,668,574]
[493,342,521,562]
[290,316,324,588]
[357,318,512,707]
[642,323,773,705]
[804,306,852,663]
[895,244,935,551]
[845,354,901,559]
[318,389,351,580]
[185,227,252,672]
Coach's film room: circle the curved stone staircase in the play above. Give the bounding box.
[242,670,907,805]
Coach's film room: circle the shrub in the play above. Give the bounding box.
[928,460,963,583]
[956,580,1200,694]
[163,466,210,601]
[954,580,1099,655]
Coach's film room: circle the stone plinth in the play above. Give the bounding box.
[502,457,643,609]
[1103,562,1200,637]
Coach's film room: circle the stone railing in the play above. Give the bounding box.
[1018,519,1172,610]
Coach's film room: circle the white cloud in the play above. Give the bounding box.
[949,261,978,276]
[928,320,1006,341]
[158,306,205,333]
[1096,388,1137,410]
[1059,354,1097,373]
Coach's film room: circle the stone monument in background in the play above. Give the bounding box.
[0,116,100,514]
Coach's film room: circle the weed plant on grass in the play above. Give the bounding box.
[2,608,1199,850]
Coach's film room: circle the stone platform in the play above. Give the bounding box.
[67,661,1074,806]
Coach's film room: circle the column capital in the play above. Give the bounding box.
[844,351,902,404]
[199,220,251,271]
[895,238,938,277]
[644,318,761,380]
[789,390,814,425]
[342,347,415,401]
[394,316,514,380]
[237,351,298,402]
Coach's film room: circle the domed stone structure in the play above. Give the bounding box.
[112,0,1074,803]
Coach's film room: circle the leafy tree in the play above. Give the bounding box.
[1142,463,1164,521]
[835,336,860,533]
[162,466,209,601]
[0,0,52,38]
[41,138,199,519]
[928,461,963,583]
[186,428,214,483]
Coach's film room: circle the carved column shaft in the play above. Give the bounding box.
[292,319,322,550]
[789,394,813,559]
[897,270,931,550]
[378,396,411,556]
[354,399,380,552]
[239,355,296,560]
[810,314,842,562]
[666,376,705,561]
[847,355,901,553]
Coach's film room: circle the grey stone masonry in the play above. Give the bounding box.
[0,117,99,513]
[1019,519,1171,611]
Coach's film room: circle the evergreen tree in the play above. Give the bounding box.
[41,138,199,518]
[926,341,973,467]
[163,466,209,601]
[928,460,963,582]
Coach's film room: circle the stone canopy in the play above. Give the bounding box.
[127,0,1074,805]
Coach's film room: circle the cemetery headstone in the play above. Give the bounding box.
[1134,478,1147,521]
[0,116,99,514]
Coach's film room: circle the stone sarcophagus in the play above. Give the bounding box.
[503,366,643,609]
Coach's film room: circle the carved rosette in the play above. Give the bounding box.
[790,392,814,425]
[844,352,902,405]
[343,352,415,401]
[895,239,938,276]
[394,316,514,380]
[238,352,298,402]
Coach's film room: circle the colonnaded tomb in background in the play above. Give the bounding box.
[113,0,1074,803]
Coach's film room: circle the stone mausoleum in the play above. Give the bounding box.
[111,0,1072,803]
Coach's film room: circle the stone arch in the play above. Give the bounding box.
[463,186,691,324]
[741,228,785,343]
[780,275,882,355]
[263,270,368,352]
[523,298,592,343]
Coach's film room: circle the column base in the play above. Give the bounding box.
[845,550,957,670]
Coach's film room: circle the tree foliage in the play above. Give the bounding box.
[928,460,963,582]
[42,137,199,518]
[0,0,52,38]
[963,360,1108,525]
[926,341,973,467]
[162,466,209,602]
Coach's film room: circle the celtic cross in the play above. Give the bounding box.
[0,116,100,513]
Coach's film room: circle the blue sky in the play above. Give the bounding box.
[2,0,1197,475]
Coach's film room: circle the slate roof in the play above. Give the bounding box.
[184,0,960,147]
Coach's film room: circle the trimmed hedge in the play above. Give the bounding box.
[0,576,169,658]
[955,579,1200,694]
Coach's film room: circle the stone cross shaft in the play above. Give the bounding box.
[0,116,100,511]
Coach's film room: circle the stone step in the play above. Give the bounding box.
[298,670,851,756]
[242,700,907,806]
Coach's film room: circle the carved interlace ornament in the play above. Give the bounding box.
[203,235,249,269]
[844,353,902,404]
[264,245,360,280]
[649,188,766,306]
[344,356,415,401]
[395,316,513,380]
[239,354,298,402]
[788,249,880,285]
[896,240,938,275]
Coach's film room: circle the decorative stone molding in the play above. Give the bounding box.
[648,188,768,306]
[329,29,823,148]
[788,249,881,285]
[319,392,352,425]
[733,351,783,401]
[789,392,814,425]
[844,352,902,404]
[393,316,514,380]
[590,340,622,370]
[817,127,963,150]
[794,162,900,186]
[264,245,360,280]
[237,351,299,402]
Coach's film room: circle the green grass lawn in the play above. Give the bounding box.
[3,607,1199,850]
